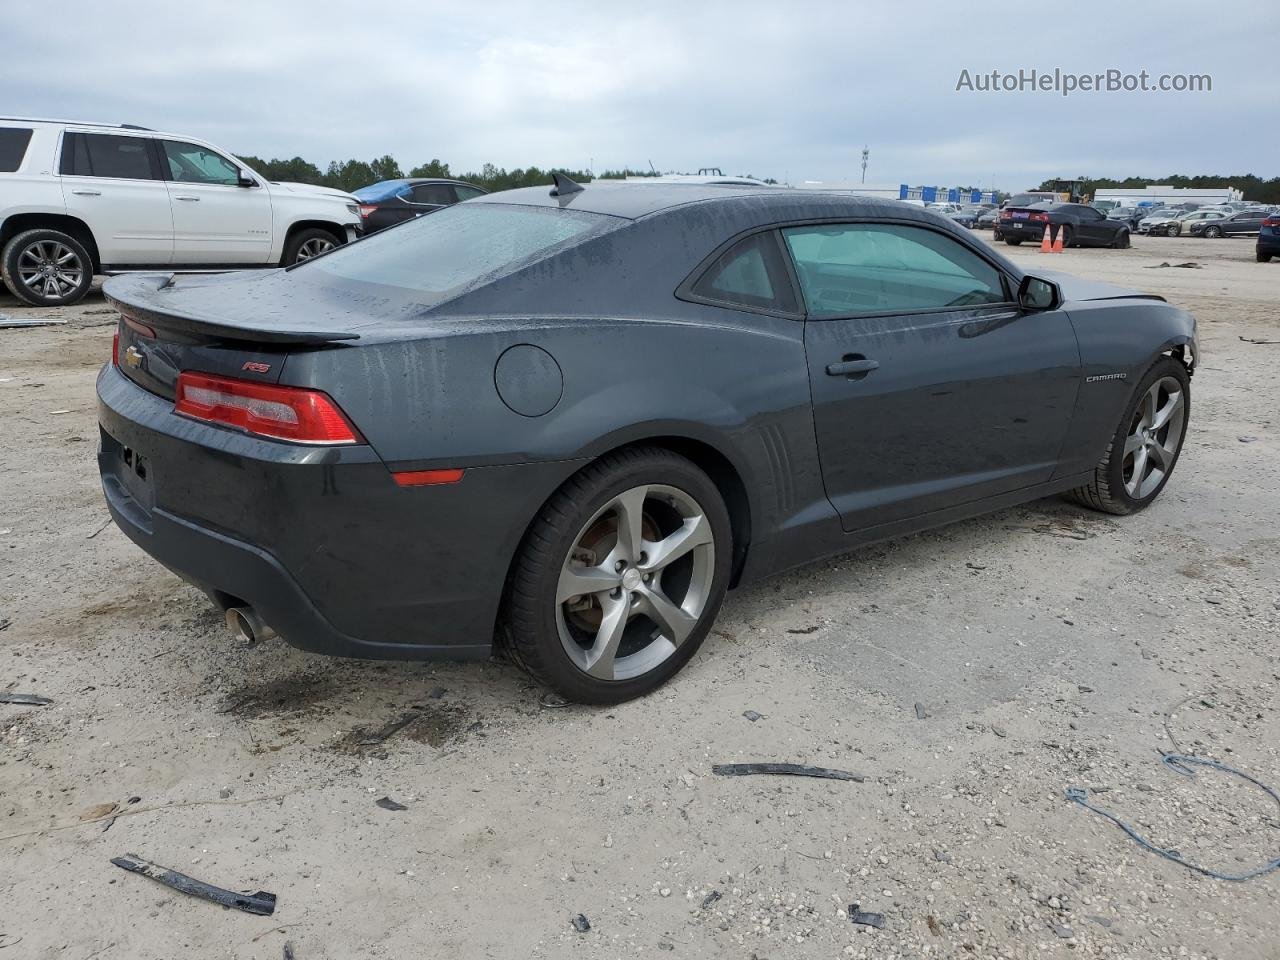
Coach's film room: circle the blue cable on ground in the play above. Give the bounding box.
[1066,753,1280,882]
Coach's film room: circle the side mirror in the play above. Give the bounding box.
[1018,275,1061,312]
[236,170,257,188]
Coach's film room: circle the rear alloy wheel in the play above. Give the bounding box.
[1204,225,1222,239]
[1168,222,1182,237]
[1114,230,1131,249]
[1064,357,1190,515]
[282,228,340,266]
[1,229,94,307]
[503,447,731,704]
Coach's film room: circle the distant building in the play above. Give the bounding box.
[1094,185,1244,205]
[795,181,999,204]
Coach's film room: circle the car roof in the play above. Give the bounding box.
[470,181,925,221]
[0,116,152,131]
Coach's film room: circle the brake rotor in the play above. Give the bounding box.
[565,511,660,633]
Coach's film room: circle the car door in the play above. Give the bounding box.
[158,140,273,264]
[1229,211,1263,235]
[1072,205,1111,244]
[788,222,1081,532]
[58,131,173,265]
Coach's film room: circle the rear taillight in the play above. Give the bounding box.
[357,204,377,219]
[999,210,1012,220]
[174,372,363,445]
[1265,217,1280,227]
[1030,212,1050,223]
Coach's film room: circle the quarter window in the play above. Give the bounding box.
[689,232,798,314]
[161,140,240,185]
[63,133,157,180]
[0,127,33,173]
[454,185,485,200]
[782,223,1007,317]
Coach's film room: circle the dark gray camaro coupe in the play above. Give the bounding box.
[97,178,1196,703]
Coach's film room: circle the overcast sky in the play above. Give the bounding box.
[5,0,1277,191]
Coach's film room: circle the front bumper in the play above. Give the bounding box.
[96,364,584,660]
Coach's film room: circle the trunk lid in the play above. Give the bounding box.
[106,273,358,401]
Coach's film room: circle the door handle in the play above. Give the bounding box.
[826,356,880,378]
[174,195,200,202]
[71,189,101,196]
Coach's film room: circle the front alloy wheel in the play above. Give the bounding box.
[1064,357,1190,515]
[1122,376,1187,499]
[504,447,732,704]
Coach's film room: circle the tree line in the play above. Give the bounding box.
[1037,175,1280,205]
[235,153,663,193]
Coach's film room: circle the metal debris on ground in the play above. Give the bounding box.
[539,692,570,708]
[914,703,929,720]
[1238,436,1259,443]
[0,318,67,328]
[1144,261,1201,269]
[1239,335,1280,345]
[0,693,52,706]
[712,762,864,782]
[283,942,297,960]
[700,890,722,909]
[785,625,820,634]
[358,712,420,745]
[1066,753,1280,882]
[110,853,277,915]
[570,914,591,932]
[848,905,886,929]
[375,796,408,811]
[742,710,763,722]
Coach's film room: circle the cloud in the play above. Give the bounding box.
[2,0,1276,188]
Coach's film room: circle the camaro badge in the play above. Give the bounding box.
[1086,372,1128,383]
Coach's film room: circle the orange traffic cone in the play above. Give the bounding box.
[1052,226,1065,253]
[1040,227,1053,253]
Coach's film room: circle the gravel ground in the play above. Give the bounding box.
[1,234,1278,959]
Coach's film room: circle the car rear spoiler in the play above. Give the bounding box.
[103,274,360,345]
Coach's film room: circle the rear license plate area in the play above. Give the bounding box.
[100,428,155,518]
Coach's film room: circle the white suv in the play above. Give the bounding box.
[0,118,363,306]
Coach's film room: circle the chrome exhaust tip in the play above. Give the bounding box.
[225,606,276,645]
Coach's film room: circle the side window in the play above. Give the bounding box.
[782,223,1007,318]
[70,134,158,180]
[0,127,33,173]
[454,185,485,201]
[161,140,240,185]
[410,183,456,205]
[689,232,798,314]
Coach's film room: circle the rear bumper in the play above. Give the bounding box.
[1256,231,1280,255]
[96,364,585,660]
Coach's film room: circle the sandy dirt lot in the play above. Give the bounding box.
[1,235,1278,960]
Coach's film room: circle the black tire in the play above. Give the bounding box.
[1168,222,1182,237]
[1063,357,1191,516]
[502,447,732,704]
[281,227,342,266]
[1258,251,1273,263]
[1204,225,1222,239]
[1114,230,1131,249]
[1004,238,1023,246]
[1,229,94,307]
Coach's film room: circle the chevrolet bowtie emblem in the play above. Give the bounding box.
[124,345,144,368]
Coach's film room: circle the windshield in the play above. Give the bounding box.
[305,201,621,300]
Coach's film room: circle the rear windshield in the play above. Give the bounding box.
[352,180,409,201]
[0,127,33,173]
[306,202,621,300]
